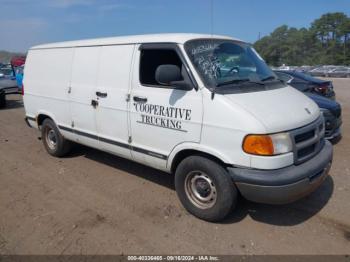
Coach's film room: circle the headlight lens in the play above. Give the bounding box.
[270,133,293,154]
[243,133,292,156]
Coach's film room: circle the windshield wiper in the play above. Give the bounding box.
[216,78,265,87]
[261,75,277,82]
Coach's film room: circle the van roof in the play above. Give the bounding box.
[30,33,243,50]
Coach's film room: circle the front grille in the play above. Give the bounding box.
[295,130,314,143]
[297,144,315,159]
[290,116,325,165]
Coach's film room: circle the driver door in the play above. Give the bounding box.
[129,44,203,171]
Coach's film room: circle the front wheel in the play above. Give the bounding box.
[175,156,237,222]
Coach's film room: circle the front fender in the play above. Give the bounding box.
[166,142,233,171]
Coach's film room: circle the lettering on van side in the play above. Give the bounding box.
[133,103,191,132]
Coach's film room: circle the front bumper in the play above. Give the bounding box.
[326,127,341,140]
[325,115,342,140]
[3,87,19,94]
[228,141,333,204]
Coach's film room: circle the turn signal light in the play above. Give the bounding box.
[243,135,274,156]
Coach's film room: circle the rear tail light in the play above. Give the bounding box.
[314,84,329,94]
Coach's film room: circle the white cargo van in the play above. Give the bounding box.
[23,34,333,221]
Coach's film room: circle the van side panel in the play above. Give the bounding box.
[95,44,135,159]
[24,48,74,131]
[68,46,100,148]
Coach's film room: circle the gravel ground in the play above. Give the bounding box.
[0,78,349,255]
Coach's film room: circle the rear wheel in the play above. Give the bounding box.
[175,156,237,222]
[0,92,6,109]
[41,118,71,157]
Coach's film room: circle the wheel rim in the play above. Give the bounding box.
[184,171,217,209]
[46,128,57,150]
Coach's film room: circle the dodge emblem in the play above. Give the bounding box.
[305,108,311,114]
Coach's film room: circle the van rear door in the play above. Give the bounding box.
[129,43,202,170]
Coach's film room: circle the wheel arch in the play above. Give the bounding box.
[36,111,57,128]
[168,144,232,174]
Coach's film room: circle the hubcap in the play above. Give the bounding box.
[184,171,217,209]
[46,129,57,150]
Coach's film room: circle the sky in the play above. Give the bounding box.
[0,0,350,52]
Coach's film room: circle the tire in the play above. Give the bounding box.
[41,118,71,157]
[175,156,237,222]
[0,92,6,109]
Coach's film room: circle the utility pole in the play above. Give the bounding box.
[344,36,346,64]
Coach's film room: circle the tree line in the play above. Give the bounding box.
[253,12,350,66]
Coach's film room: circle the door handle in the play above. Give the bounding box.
[96,91,108,98]
[133,96,148,103]
[91,99,99,108]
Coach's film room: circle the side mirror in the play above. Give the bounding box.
[155,64,193,91]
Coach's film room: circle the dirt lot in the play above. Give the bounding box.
[0,78,349,255]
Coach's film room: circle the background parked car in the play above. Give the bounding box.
[308,67,328,77]
[0,65,18,95]
[10,56,26,67]
[326,67,350,78]
[0,75,21,108]
[274,70,342,140]
[0,65,15,78]
[274,70,335,99]
[305,93,342,140]
[309,66,336,77]
[0,59,25,108]
[275,65,350,78]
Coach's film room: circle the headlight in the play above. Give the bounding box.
[243,133,293,156]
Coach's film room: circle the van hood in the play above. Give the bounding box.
[222,86,320,133]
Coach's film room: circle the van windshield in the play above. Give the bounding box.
[184,39,281,91]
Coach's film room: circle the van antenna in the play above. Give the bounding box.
[210,0,216,100]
